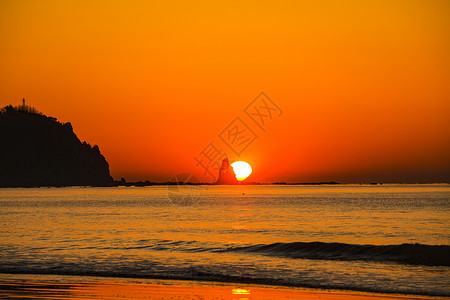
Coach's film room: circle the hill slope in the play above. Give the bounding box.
[0,105,114,187]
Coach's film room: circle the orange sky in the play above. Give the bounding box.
[1,0,449,183]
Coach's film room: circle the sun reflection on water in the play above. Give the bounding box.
[232,288,250,294]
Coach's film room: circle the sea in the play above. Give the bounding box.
[0,184,449,297]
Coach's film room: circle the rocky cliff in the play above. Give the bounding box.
[0,104,114,187]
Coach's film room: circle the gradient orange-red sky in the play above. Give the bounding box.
[1,0,449,183]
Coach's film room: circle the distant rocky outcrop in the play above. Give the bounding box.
[215,157,238,184]
[0,103,114,187]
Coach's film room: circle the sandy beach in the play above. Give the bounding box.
[0,274,442,300]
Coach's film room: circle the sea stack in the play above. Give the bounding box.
[215,157,238,185]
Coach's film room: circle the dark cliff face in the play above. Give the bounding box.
[0,105,114,187]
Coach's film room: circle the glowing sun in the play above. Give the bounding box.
[231,161,252,181]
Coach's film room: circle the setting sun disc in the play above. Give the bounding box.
[231,161,252,181]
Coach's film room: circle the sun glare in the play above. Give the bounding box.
[231,161,252,181]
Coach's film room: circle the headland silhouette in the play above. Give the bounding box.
[0,102,114,187]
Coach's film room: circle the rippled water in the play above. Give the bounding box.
[0,185,449,296]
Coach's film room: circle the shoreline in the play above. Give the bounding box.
[0,274,444,300]
[0,183,449,188]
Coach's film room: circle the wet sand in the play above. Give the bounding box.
[0,274,441,300]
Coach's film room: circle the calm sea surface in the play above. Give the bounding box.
[0,185,449,296]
